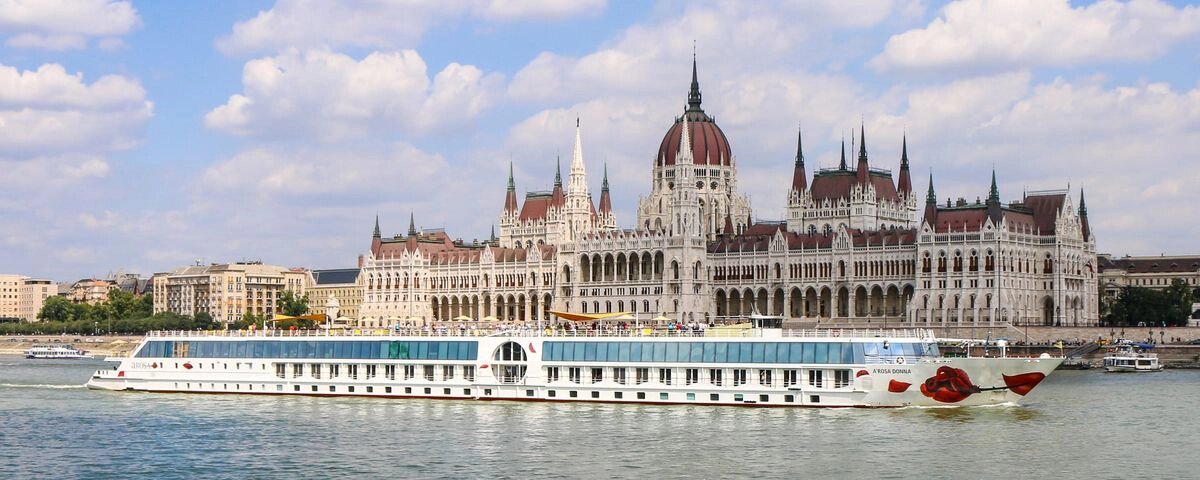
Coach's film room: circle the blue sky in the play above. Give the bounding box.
[1,0,1199,281]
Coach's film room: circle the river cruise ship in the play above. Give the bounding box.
[87,321,1061,407]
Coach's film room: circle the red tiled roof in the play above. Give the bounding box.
[809,171,900,203]
[708,226,916,253]
[519,194,554,222]
[1098,256,1200,274]
[1023,193,1066,235]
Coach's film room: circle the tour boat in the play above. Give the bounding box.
[25,344,93,359]
[1102,343,1162,372]
[87,320,1061,407]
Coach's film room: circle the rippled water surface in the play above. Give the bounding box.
[1,355,1196,479]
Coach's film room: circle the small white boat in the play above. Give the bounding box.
[1103,342,1161,372]
[24,344,93,360]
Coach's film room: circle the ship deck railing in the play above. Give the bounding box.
[145,328,936,341]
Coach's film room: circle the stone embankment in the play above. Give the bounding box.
[0,335,143,357]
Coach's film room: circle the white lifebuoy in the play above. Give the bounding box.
[833,330,841,337]
[895,356,906,365]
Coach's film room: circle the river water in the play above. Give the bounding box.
[1,355,1195,479]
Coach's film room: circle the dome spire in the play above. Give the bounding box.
[687,45,703,113]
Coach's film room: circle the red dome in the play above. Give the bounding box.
[657,111,732,167]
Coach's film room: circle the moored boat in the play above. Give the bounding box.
[1103,342,1161,372]
[87,322,1061,407]
[25,344,93,359]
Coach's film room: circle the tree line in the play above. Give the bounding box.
[0,289,314,335]
[1104,279,1197,327]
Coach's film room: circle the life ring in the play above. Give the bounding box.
[833,330,841,337]
[895,356,906,365]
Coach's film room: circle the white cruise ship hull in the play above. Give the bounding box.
[88,331,1062,408]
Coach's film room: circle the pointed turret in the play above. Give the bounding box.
[791,124,807,193]
[504,162,519,213]
[1079,189,1091,241]
[839,137,847,170]
[551,156,565,207]
[924,173,938,226]
[723,211,734,235]
[856,122,870,185]
[370,215,382,253]
[408,212,417,236]
[598,163,612,214]
[986,170,1003,223]
[687,51,702,113]
[490,225,497,242]
[897,135,912,195]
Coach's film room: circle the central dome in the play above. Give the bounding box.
[656,111,732,167]
[655,59,732,167]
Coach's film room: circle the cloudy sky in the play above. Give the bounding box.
[1,0,1198,281]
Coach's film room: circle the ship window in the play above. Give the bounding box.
[734,394,744,402]
[591,391,600,399]
[660,392,669,400]
[385,387,392,394]
[548,390,556,398]
[709,393,719,401]
[785,394,795,403]
[569,391,578,398]
[637,392,646,400]
[424,387,432,394]
[760,394,769,403]
[614,392,623,399]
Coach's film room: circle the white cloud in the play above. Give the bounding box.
[872,0,1200,72]
[201,143,448,196]
[204,49,501,141]
[0,0,139,50]
[217,0,605,56]
[0,63,152,157]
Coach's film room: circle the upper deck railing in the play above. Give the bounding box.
[145,327,936,341]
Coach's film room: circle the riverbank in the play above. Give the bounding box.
[0,335,143,357]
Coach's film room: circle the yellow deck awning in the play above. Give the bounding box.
[549,310,632,322]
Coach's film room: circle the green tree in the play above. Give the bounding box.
[106,289,138,320]
[37,296,74,322]
[133,293,153,318]
[1108,279,1196,327]
[1162,279,1195,326]
[277,290,310,317]
[195,311,214,325]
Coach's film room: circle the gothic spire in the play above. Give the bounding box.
[554,155,562,188]
[504,162,519,213]
[856,122,870,184]
[986,170,1002,224]
[897,134,912,195]
[407,212,417,236]
[598,163,612,214]
[1079,188,1091,241]
[926,173,936,203]
[372,214,380,238]
[791,123,807,193]
[839,136,847,170]
[924,173,938,227]
[988,169,1000,203]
